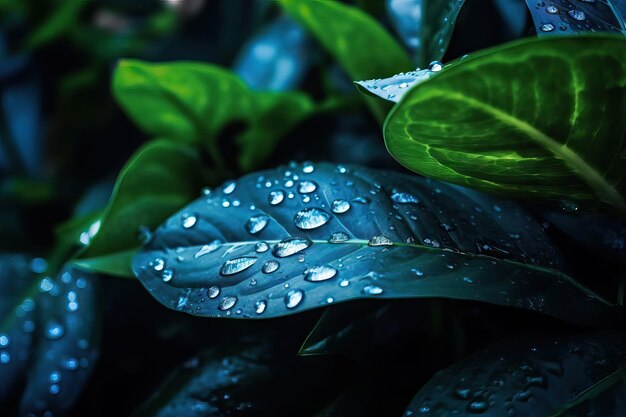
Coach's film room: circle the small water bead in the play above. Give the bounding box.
[329,232,350,243]
[207,286,220,299]
[363,285,383,295]
[302,162,315,173]
[50,371,61,383]
[285,289,304,308]
[46,321,65,340]
[220,257,258,276]
[181,213,197,229]
[463,277,473,283]
[540,22,555,32]
[151,258,165,272]
[418,406,430,414]
[245,215,270,234]
[62,358,79,370]
[273,237,312,257]
[262,260,280,274]
[222,181,236,194]
[284,180,294,187]
[201,187,212,196]
[294,208,331,230]
[0,351,9,364]
[30,257,48,274]
[269,190,285,205]
[546,5,558,13]
[0,334,9,347]
[331,199,351,214]
[194,240,222,258]
[352,196,370,204]
[255,300,267,314]
[568,9,586,20]
[49,384,61,395]
[302,196,311,203]
[255,242,269,253]
[162,269,174,282]
[467,401,488,413]
[218,296,238,311]
[391,192,419,204]
[337,165,347,174]
[222,200,230,208]
[411,268,424,277]
[368,235,394,246]
[428,60,443,72]
[339,279,350,287]
[298,180,317,194]
[305,265,337,282]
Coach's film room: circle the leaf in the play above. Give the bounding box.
[0,259,101,416]
[386,0,466,66]
[384,36,626,214]
[405,331,626,416]
[132,162,613,324]
[113,60,315,172]
[134,341,341,417]
[355,67,438,103]
[76,139,207,268]
[277,0,411,120]
[25,0,88,49]
[525,0,626,36]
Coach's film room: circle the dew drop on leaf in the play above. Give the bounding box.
[305,265,337,282]
[218,296,237,311]
[294,208,331,230]
[285,289,304,308]
[331,199,351,213]
[328,232,350,243]
[298,180,317,194]
[220,257,258,276]
[368,235,394,246]
[272,237,312,257]
[262,260,280,274]
[268,190,285,205]
[245,214,270,234]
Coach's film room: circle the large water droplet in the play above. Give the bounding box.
[331,199,351,214]
[269,190,285,205]
[294,208,330,230]
[194,240,222,258]
[273,237,312,257]
[181,213,197,229]
[298,180,317,194]
[540,22,555,32]
[219,296,238,311]
[363,285,383,295]
[329,232,350,243]
[568,9,586,21]
[428,60,443,72]
[302,161,315,173]
[368,235,393,246]
[220,257,257,276]
[162,269,174,282]
[245,215,269,234]
[391,192,419,204]
[262,260,280,274]
[255,300,267,314]
[207,286,220,299]
[255,242,269,253]
[546,5,558,13]
[285,289,304,308]
[222,181,236,194]
[305,265,337,282]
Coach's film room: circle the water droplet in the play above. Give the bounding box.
[268,190,285,205]
[540,22,555,32]
[255,300,267,314]
[352,196,370,204]
[455,388,471,399]
[218,296,238,311]
[194,240,222,258]
[339,279,349,287]
[151,258,165,272]
[363,285,383,295]
[207,286,220,299]
[49,371,61,383]
[568,9,586,20]
[463,277,473,283]
[245,215,270,234]
[0,334,9,348]
[391,192,419,204]
[285,289,304,308]
[255,242,269,253]
[298,180,317,194]
[331,199,351,214]
[418,406,430,414]
[302,162,315,173]
[222,181,236,194]
[273,237,312,257]
[262,260,280,274]
[46,321,65,340]
[546,5,558,13]
[428,61,443,71]
[162,269,174,282]
[305,265,337,282]
[467,400,488,413]
[181,213,197,229]
[368,235,393,246]
[0,351,9,364]
[220,257,257,276]
[294,208,330,230]
[329,232,350,243]
[201,187,211,195]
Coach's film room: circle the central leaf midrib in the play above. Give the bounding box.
[417,90,625,212]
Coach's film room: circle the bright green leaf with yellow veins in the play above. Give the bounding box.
[277,0,411,121]
[384,35,626,215]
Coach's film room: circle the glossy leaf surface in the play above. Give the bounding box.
[133,162,612,324]
[406,331,626,416]
[385,36,626,213]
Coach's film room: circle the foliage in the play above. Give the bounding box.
[1,1,626,416]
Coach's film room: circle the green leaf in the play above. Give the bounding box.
[277,0,411,120]
[406,331,626,416]
[386,0,466,66]
[384,36,626,215]
[25,0,88,49]
[76,139,208,267]
[113,60,314,172]
[132,162,614,324]
[73,249,137,278]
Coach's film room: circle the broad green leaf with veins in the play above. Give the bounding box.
[384,36,626,214]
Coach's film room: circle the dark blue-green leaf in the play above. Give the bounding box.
[132,162,612,324]
[406,331,626,416]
